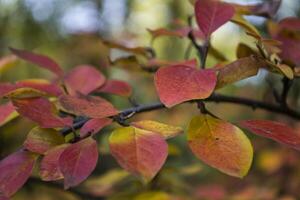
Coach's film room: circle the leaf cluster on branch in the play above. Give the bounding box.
[1,0,300,199]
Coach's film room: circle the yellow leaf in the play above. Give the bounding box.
[187,115,253,178]
[231,14,261,39]
[134,191,171,200]
[131,120,183,139]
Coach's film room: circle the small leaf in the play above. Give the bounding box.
[59,95,118,118]
[0,102,18,127]
[10,48,63,77]
[40,144,70,181]
[216,56,267,88]
[109,127,168,180]
[59,137,98,189]
[64,65,106,96]
[13,97,73,128]
[80,118,113,138]
[24,127,65,154]
[195,0,235,39]
[131,120,183,139]
[0,150,37,197]
[0,55,17,74]
[187,115,253,178]
[97,80,132,97]
[239,120,300,150]
[231,14,261,39]
[154,65,216,107]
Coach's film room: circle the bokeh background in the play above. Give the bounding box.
[1,0,300,199]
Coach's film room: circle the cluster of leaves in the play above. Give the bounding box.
[1,0,300,199]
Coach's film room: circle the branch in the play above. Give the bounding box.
[60,93,300,136]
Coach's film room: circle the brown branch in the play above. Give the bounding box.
[60,93,300,136]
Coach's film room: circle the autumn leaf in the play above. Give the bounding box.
[59,137,98,189]
[24,127,65,154]
[13,97,73,128]
[154,65,216,107]
[59,95,118,118]
[195,0,235,39]
[0,79,62,99]
[187,115,253,178]
[0,55,17,74]
[216,56,267,88]
[239,120,300,150]
[0,102,18,127]
[231,14,261,39]
[0,150,37,197]
[40,144,70,181]
[64,65,106,96]
[80,118,113,138]
[97,80,132,97]
[131,120,183,139]
[109,127,168,181]
[10,47,63,77]
[236,43,257,58]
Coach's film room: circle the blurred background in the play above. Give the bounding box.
[1,0,300,199]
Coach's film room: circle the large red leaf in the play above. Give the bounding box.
[239,120,300,150]
[0,194,9,200]
[10,48,63,77]
[59,95,118,118]
[64,65,106,96]
[154,65,216,107]
[0,83,17,98]
[59,137,98,189]
[13,97,73,128]
[40,144,70,181]
[0,150,37,197]
[195,0,235,39]
[16,79,62,97]
[80,118,112,138]
[97,80,132,97]
[109,127,168,180]
[24,127,65,154]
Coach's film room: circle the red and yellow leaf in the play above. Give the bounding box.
[64,65,106,96]
[239,120,300,150]
[0,150,37,197]
[0,102,18,127]
[131,120,183,139]
[109,127,168,181]
[154,65,216,107]
[80,118,113,138]
[40,144,70,181]
[13,97,73,128]
[59,95,118,118]
[59,137,98,189]
[10,47,63,77]
[187,115,253,178]
[195,0,235,39]
[24,127,65,154]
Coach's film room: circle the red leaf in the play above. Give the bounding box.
[16,79,62,97]
[239,120,300,150]
[59,95,118,118]
[80,118,112,138]
[97,80,132,97]
[59,137,98,189]
[0,83,17,98]
[195,0,235,39]
[13,97,73,128]
[0,102,16,126]
[154,65,216,107]
[109,127,168,180]
[40,144,70,181]
[0,194,9,200]
[0,150,37,197]
[24,127,65,154]
[10,48,63,77]
[64,65,106,96]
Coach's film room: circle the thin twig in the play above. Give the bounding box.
[60,93,300,136]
